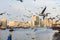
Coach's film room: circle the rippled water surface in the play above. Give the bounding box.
[0,27,58,40]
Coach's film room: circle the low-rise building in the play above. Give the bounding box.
[7,21,31,28]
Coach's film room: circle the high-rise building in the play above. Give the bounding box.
[0,18,7,28]
[32,15,40,27]
[43,18,49,27]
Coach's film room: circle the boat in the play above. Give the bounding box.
[0,27,6,30]
[51,24,60,31]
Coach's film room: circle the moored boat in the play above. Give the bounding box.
[52,24,60,31]
[0,27,6,30]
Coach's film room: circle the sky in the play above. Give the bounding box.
[0,0,60,22]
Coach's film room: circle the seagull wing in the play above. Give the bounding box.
[0,13,5,15]
[17,0,23,2]
[41,6,46,14]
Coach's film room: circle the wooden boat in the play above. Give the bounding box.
[9,29,14,32]
[52,24,60,31]
[0,27,6,30]
[52,27,60,30]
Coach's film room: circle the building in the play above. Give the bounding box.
[43,18,56,27]
[7,21,31,28]
[0,18,7,28]
[43,18,49,27]
[32,15,40,27]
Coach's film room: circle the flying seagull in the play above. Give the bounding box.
[42,13,50,19]
[27,10,31,13]
[23,15,32,18]
[34,0,36,1]
[56,15,60,22]
[52,7,56,9]
[56,19,60,22]
[48,17,55,20]
[56,15,60,18]
[39,7,46,16]
[17,0,23,2]
[0,12,5,15]
[39,6,50,19]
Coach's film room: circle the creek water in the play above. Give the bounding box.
[0,27,58,40]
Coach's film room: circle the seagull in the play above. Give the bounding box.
[17,0,23,2]
[7,13,11,16]
[56,20,60,22]
[56,18,60,22]
[34,0,36,1]
[56,15,60,18]
[40,13,50,20]
[39,7,46,19]
[52,7,56,9]
[39,6,46,15]
[48,17,55,20]
[0,12,5,15]
[43,13,50,19]
[23,15,32,18]
[27,10,31,13]
[39,6,50,19]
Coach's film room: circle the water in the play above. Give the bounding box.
[0,27,58,40]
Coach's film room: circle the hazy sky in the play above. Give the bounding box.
[0,0,60,21]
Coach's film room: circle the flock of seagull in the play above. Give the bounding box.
[0,0,60,22]
[0,6,60,22]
